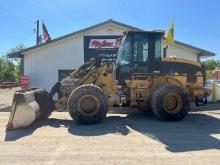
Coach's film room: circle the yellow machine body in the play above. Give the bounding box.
[6,30,211,130]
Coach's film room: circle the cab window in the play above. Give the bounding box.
[133,33,149,63]
[155,35,161,61]
[117,35,131,65]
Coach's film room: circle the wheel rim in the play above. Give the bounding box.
[78,95,100,116]
[163,92,183,114]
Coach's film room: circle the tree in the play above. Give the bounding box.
[0,57,19,82]
[202,59,220,70]
[6,44,26,54]
[201,59,220,79]
[0,44,26,82]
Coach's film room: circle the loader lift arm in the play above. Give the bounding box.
[50,57,120,110]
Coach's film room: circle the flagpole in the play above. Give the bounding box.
[36,20,39,45]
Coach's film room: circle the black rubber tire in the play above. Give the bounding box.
[68,84,108,124]
[151,84,190,121]
[34,90,55,119]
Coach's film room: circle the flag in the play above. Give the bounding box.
[42,21,51,42]
[166,22,174,44]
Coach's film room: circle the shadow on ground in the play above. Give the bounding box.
[0,106,10,112]
[4,109,220,152]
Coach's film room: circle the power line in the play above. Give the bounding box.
[0,6,36,43]
[0,6,34,24]
[0,33,33,42]
[30,0,75,27]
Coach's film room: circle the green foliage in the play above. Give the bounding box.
[202,59,220,79]
[205,70,213,79]
[7,44,26,54]
[0,44,26,82]
[0,57,20,82]
[202,59,220,70]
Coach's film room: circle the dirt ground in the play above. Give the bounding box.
[0,88,220,165]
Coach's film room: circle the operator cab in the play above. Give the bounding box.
[116,30,165,82]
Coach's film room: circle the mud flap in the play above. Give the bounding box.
[6,89,55,130]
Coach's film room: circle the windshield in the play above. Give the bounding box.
[116,35,131,65]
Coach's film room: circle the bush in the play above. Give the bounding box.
[0,57,20,82]
[202,59,220,79]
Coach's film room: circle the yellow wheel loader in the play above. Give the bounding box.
[6,30,211,130]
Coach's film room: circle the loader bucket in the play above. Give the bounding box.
[6,89,55,130]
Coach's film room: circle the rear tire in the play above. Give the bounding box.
[151,84,190,121]
[68,84,108,124]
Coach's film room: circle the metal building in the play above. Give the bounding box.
[8,19,214,91]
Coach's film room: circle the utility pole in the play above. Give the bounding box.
[36,20,39,45]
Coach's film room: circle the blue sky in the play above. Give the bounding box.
[0,0,219,59]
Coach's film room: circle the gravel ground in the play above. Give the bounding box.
[0,88,220,165]
[0,88,19,110]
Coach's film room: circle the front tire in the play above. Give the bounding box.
[68,84,108,124]
[151,84,190,121]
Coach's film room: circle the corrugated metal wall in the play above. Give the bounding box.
[24,23,130,91]
[167,44,198,61]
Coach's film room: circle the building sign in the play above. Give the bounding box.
[84,35,121,62]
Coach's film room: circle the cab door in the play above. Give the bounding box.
[132,32,161,74]
[132,33,150,73]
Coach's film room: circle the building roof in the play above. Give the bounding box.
[7,19,215,58]
[174,40,215,57]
